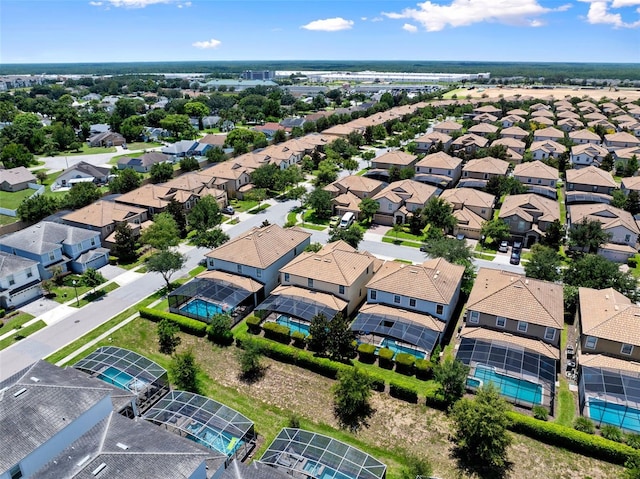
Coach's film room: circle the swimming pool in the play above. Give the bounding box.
[276,315,310,336]
[377,338,426,360]
[185,422,244,456]
[303,460,352,479]
[180,298,224,319]
[97,366,148,392]
[588,399,640,433]
[469,364,543,405]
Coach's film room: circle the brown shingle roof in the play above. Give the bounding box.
[513,160,559,181]
[268,284,348,311]
[533,126,564,139]
[577,352,640,373]
[196,270,263,292]
[439,188,495,209]
[373,150,417,167]
[0,166,36,186]
[63,200,145,228]
[499,193,560,224]
[433,120,463,132]
[372,179,438,205]
[565,165,617,188]
[415,151,461,170]
[579,287,640,346]
[462,157,510,175]
[568,203,639,235]
[466,268,563,328]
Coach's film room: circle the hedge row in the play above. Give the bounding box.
[138,307,207,337]
[507,412,639,465]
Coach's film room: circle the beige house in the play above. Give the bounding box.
[513,160,559,198]
[200,161,251,198]
[570,143,610,169]
[565,166,617,202]
[605,132,640,151]
[621,176,640,195]
[468,123,499,138]
[533,126,565,142]
[62,200,148,243]
[440,188,495,240]
[499,193,560,246]
[500,126,529,140]
[450,133,489,155]
[324,175,384,200]
[115,184,200,216]
[432,120,463,135]
[460,157,510,188]
[500,114,525,128]
[413,151,462,188]
[473,105,502,118]
[557,118,584,132]
[371,150,417,170]
[473,113,498,124]
[414,131,452,153]
[372,179,438,225]
[569,129,602,145]
[529,140,566,161]
[0,167,36,192]
[279,241,380,316]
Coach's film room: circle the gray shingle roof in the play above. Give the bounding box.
[0,251,38,277]
[1,222,99,255]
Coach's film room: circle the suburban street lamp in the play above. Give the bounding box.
[72,279,79,307]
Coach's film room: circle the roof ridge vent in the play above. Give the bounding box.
[13,387,27,398]
[92,463,107,476]
[116,442,129,450]
[77,455,92,467]
[29,377,40,383]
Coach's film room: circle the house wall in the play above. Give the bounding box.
[466,310,560,348]
[376,197,401,215]
[0,263,41,309]
[566,182,614,195]
[515,175,557,188]
[605,224,638,246]
[462,170,498,180]
[580,335,640,362]
[415,164,462,183]
[606,139,640,150]
[502,215,533,235]
[61,234,102,260]
[0,180,31,192]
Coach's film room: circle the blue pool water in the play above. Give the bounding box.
[276,315,310,336]
[469,365,543,405]
[303,460,352,479]
[377,338,426,360]
[588,399,640,433]
[97,366,147,392]
[180,298,224,319]
[185,422,243,456]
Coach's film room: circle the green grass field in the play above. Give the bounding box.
[0,188,36,210]
[0,312,35,335]
[0,320,47,351]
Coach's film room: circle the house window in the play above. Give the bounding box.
[394,295,401,304]
[284,273,290,282]
[585,336,598,349]
[339,285,345,294]
[308,278,314,288]
[256,269,262,278]
[468,311,479,324]
[49,252,55,261]
[9,464,22,479]
[447,170,451,175]
[518,321,528,333]
[436,304,444,315]
[90,238,96,246]
[27,270,33,278]
[237,264,242,273]
[370,290,377,300]
[544,328,556,341]
[388,202,393,211]
[622,343,634,356]
[8,275,15,286]
[537,179,542,184]
[484,173,488,180]
[208,259,214,268]
[464,171,468,177]
[527,178,532,183]
[481,209,486,215]
[625,234,631,243]
[496,316,506,328]
[410,298,416,307]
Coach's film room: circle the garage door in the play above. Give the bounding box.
[10,284,42,308]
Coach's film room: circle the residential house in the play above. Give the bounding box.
[89,123,110,135]
[614,146,640,165]
[491,137,526,164]
[557,117,584,132]
[115,184,200,216]
[468,123,499,138]
[0,251,41,309]
[529,140,566,161]
[568,203,639,262]
[200,161,251,198]
[414,131,452,153]
[440,188,495,240]
[605,132,640,151]
[557,110,581,120]
[141,126,170,142]
[513,160,559,199]
[588,119,616,131]
[280,117,306,129]
[277,241,379,316]
[472,105,502,118]
[53,161,111,189]
[450,133,489,155]
[323,175,385,218]
[533,126,565,143]
[507,108,528,117]
[352,258,464,357]
[621,176,640,195]
[569,129,602,145]
[532,116,554,126]
[62,200,148,242]
[460,156,510,189]
[499,193,560,247]
[87,131,126,147]
[500,114,525,128]
[565,166,617,204]
[584,112,608,122]
[198,133,227,149]
[161,140,200,158]
[570,143,610,169]
[414,151,462,188]
[0,221,109,279]
[432,120,463,135]
[253,122,286,138]
[372,179,439,226]
[531,109,555,120]
[500,126,529,140]
[371,150,417,170]
[458,268,563,408]
[473,113,498,124]
[0,167,36,192]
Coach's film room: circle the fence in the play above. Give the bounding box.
[0,183,44,217]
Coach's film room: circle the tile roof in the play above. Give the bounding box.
[579,287,640,346]
[568,203,640,235]
[577,352,640,374]
[513,160,559,180]
[1,221,98,254]
[63,200,146,228]
[466,268,563,328]
[366,257,463,304]
[415,131,452,144]
[433,120,463,132]
[358,302,444,332]
[439,188,495,209]
[451,133,489,148]
[491,137,525,149]
[198,133,227,146]
[605,132,640,144]
[462,157,510,175]
[460,326,559,359]
[499,193,560,224]
[269,284,348,311]
[453,207,485,230]
[325,175,384,195]
[500,126,529,138]
[415,151,461,169]
[529,140,566,154]
[196,270,263,292]
[621,176,640,191]
[569,129,602,141]
[333,191,362,212]
[118,152,169,168]
[205,224,311,269]
[373,150,417,167]
[571,143,609,158]
[372,179,438,205]
[565,165,617,188]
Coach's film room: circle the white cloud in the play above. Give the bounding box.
[530,19,545,26]
[383,0,571,32]
[580,0,640,27]
[102,0,176,7]
[192,38,222,49]
[402,23,418,32]
[89,1,103,5]
[371,17,384,22]
[301,17,354,31]
[361,16,368,21]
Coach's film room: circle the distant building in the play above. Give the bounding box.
[241,70,275,81]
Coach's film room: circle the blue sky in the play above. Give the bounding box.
[1,0,639,64]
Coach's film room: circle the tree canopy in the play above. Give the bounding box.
[568,219,612,254]
[563,254,639,301]
[140,212,180,250]
[329,224,364,249]
[524,244,563,282]
[332,367,375,432]
[421,197,457,233]
[146,249,187,291]
[188,195,222,232]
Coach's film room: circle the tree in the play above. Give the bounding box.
[157,318,181,354]
[206,312,233,346]
[568,219,612,254]
[627,190,640,216]
[141,212,180,250]
[193,227,229,249]
[308,313,330,353]
[326,313,355,361]
[564,254,639,301]
[315,160,338,186]
[149,162,174,183]
[80,268,105,293]
[358,198,379,225]
[205,146,225,163]
[422,197,457,233]
[35,170,48,184]
[272,129,287,144]
[64,182,102,210]
[540,219,564,250]
[612,189,628,210]
[17,194,59,222]
[451,385,512,471]
[484,176,526,197]
[236,340,264,381]
[332,367,375,432]
[188,195,222,232]
[166,198,187,238]
[184,101,209,129]
[329,224,364,249]
[433,358,469,407]
[120,115,145,142]
[626,155,639,178]
[286,185,307,205]
[342,158,359,174]
[421,235,476,293]
[400,456,433,479]
[304,242,323,253]
[145,249,187,291]
[160,114,195,139]
[169,349,199,393]
[109,168,142,194]
[179,156,200,172]
[305,188,333,220]
[524,244,563,282]
[0,142,34,168]
[480,218,510,246]
[112,222,138,263]
[251,163,280,190]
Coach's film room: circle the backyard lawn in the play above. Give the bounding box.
[0,214,18,225]
[0,188,36,210]
[63,144,116,156]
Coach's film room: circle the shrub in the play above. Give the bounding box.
[109,255,118,265]
[415,359,433,380]
[291,331,306,348]
[370,377,386,392]
[601,424,624,443]
[508,412,636,465]
[262,321,291,344]
[395,353,416,376]
[574,417,596,434]
[206,313,234,346]
[245,315,262,334]
[378,347,394,369]
[532,405,549,421]
[357,343,377,364]
[288,413,301,428]
[0,309,5,319]
[627,433,640,449]
[389,382,418,403]
[138,308,207,336]
[628,257,638,268]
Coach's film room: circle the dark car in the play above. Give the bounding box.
[510,251,521,265]
[513,240,523,253]
[455,233,465,241]
[221,205,235,215]
[498,240,509,253]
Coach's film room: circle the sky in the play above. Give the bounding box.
[1,0,639,64]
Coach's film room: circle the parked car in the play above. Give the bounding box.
[329,216,340,228]
[513,240,523,253]
[221,205,235,215]
[510,251,521,265]
[455,233,465,241]
[498,240,509,253]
